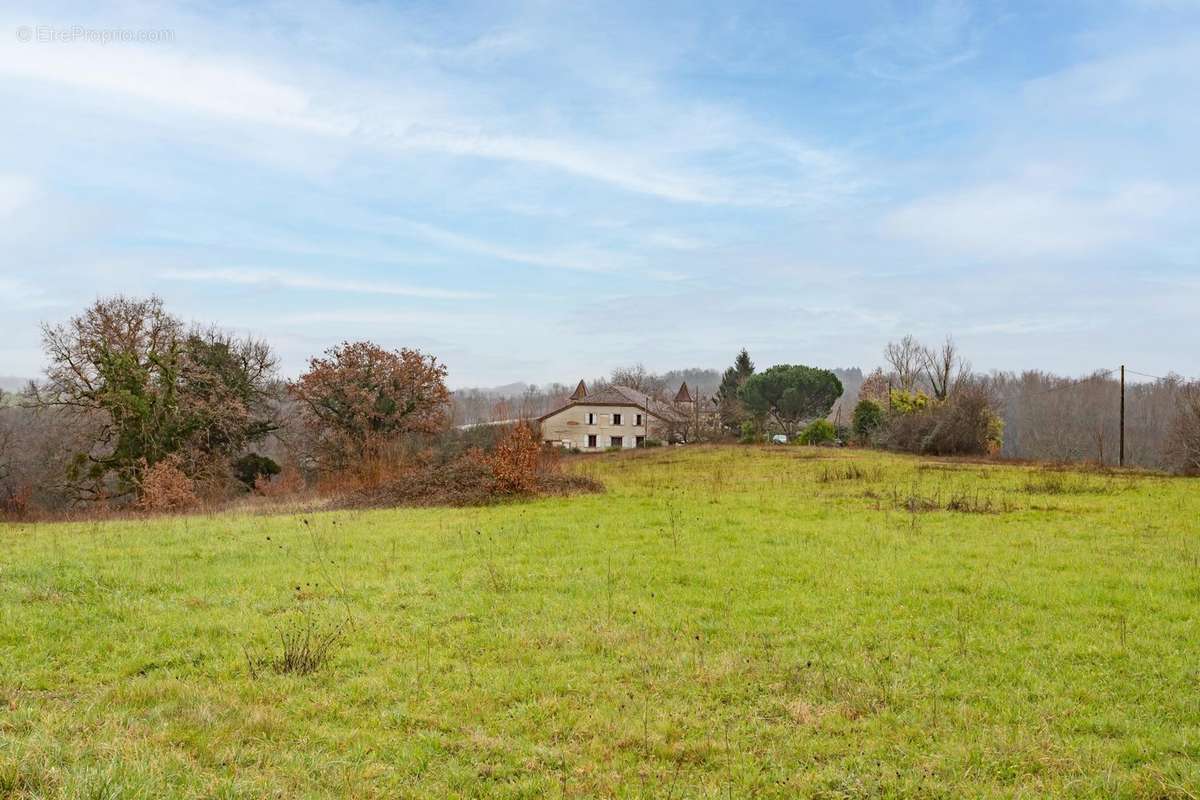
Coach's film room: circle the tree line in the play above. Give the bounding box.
[2,296,1198,514]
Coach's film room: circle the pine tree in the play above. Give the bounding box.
[718,349,754,401]
[717,349,755,433]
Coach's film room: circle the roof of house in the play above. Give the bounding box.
[538,383,689,423]
[674,382,693,403]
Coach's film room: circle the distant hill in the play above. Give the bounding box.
[456,381,532,397]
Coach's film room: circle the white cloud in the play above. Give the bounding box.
[0,42,353,135]
[881,175,1179,258]
[161,268,486,300]
[1023,40,1200,114]
[382,219,624,273]
[0,19,856,208]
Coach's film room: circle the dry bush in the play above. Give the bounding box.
[534,471,606,497]
[490,423,540,494]
[0,484,33,518]
[920,387,1001,455]
[347,456,500,508]
[254,466,306,498]
[340,426,603,510]
[137,458,199,512]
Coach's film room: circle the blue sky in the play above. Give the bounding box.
[1,0,1197,386]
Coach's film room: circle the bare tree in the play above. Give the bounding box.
[0,397,12,485]
[609,363,667,397]
[884,335,923,393]
[1169,382,1200,475]
[920,336,971,401]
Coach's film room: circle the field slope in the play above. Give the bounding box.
[2,447,1199,798]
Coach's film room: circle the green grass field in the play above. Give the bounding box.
[2,447,1199,798]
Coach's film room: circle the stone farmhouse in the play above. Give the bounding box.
[538,380,696,450]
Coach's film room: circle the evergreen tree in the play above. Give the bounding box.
[739,365,843,439]
[717,349,755,433]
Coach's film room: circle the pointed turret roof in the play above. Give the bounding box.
[674,382,693,403]
[570,379,587,400]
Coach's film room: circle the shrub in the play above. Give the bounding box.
[0,484,32,517]
[889,388,930,414]
[798,419,837,445]
[739,419,762,444]
[233,453,281,490]
[921,388,1002,455]
[254,466,306,498]
[851,400,884,443]
[642,438,664,448]
[363,457,498,507]
[137,458,199,512]
[490,424,541,494]
[880,385,1002,456]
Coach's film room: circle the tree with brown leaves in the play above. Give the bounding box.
[290,341,450,471]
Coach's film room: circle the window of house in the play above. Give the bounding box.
[636,435,645,447]
[586,412,596,425]
[635,413,643,426]
[587,434,598,448]
[613,413,622,425]
[610,436,623,448]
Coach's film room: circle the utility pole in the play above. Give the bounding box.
[1119,365,1125,467]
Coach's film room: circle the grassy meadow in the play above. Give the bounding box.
[2,446,1199,798]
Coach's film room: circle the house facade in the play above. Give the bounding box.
[538,381,692,450]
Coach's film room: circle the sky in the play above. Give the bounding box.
[1,0,1198,388]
